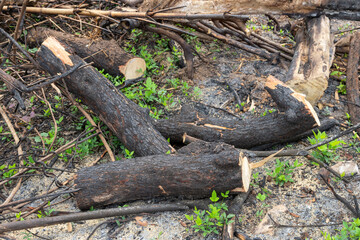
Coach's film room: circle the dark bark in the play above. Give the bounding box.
[346,32,360,134]
[153,113,312,149]
[36,36,173,157]
[74,144,250,210]
[222,191,251,240]
[28,27,132,77]
[153,76,319,149]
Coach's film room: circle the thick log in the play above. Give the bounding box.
[74,143,251,210]
[140,0,360,17]
[28,27,133,77]
[36,37,173,157]
[153,76,319,149]
[286,15,334,106]
[346,32,360,133]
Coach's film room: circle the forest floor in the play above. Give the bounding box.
[0,3,359,240]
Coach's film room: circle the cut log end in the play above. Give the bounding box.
[240,152,251,193]
[119,57,146,80]
[42,37,74,66]
[265,75,320,127]
[291,92,321,127]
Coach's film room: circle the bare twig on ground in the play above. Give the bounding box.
[62,82,116,162]
[319,174,360,218]
[0,204,189,233]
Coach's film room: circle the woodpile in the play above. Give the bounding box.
[0,0,359,237]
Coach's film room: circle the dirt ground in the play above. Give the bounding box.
[0,5,360,240]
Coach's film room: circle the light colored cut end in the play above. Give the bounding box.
[119,57,146,80]
[240,152,251,192]
[42,36,73,66]
[292,91,321,127]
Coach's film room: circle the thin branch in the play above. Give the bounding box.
[0,204,189,233]
[0,28,40,69]
[0,189,79,211]
[319,174,359,217]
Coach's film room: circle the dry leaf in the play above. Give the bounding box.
[179,220,187,228]
[135,216,148,227]
[335,90,339,102]
[317,102,323,110]
[67,222,73,232]
[288,212,300,218]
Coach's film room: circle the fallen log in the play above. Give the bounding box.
[74,143,251,210]
[36,36,174,157]
[286,15,334,106]
[2,2,360,21]
[346,31,360,133]
[140,0,360,20]
[153,76,320,149]
[28,27,134,77]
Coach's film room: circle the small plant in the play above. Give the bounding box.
[1,163,18,184]
[256,210,264,218]
[37,201,55,218]
[266,159,303,186]
[322,218,360,240]
[308,130,345,164]
[119,145,134,159]
[262,108,276,116]
[348,132,360,153]
[16,211,24,221]
[185,190,235,237]
[256,193,267,201]
[22,231,33,240]
[192,86,202,99]
[345,113,352,126]
[250,172,260,187]
[330,66,347,95]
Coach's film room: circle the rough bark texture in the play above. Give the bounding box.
[286,15,334,106]
[28,27,132,77]
[346,32,360,133]
[153,76,319,149]
[75,143,250,210]
[153,110,317,149]
[140,0,360,15]
[36,37,173,157]
[265,76,319,125]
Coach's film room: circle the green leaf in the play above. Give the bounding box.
[195,216,202,225]
[210,190,219,202]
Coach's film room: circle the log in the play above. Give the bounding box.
[36,36,174,157]
[74,142,251,210]
[153,76,320,149]
[140,0,360,19]
[28,27,134,77]
[286,15,334,106]
[346,31,360,133]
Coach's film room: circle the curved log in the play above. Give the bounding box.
[153,76,320,149]
[36,37,173,157]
